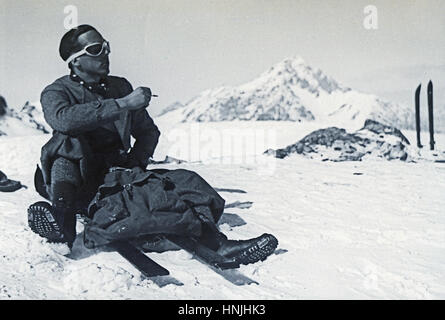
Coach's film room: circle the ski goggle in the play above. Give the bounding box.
[66,40,110,64]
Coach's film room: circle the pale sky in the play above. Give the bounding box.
[1,0,444,115]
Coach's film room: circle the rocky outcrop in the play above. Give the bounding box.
[0,96,8,136]
[0,99,50,137]
[265,119,411,161]
[19,101,50,134]
[0,96,7,117]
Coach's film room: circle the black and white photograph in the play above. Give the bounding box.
[0,0,444,301]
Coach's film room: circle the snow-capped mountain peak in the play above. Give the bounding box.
[253,55,347,96]
[157,55,413,131]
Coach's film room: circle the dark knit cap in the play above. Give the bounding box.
[59,24,99,61]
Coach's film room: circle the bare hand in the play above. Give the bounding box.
[117,87,152,110]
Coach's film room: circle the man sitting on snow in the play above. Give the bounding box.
[27,25,277,265]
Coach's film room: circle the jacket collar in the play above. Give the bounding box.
[70,72,109,97]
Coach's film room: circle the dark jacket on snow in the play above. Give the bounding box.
[39,75,160,198]
[84,167,226,248]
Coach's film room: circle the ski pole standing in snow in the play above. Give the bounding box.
[415,84,422,148]
[427,80,435,150]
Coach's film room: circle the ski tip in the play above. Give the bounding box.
[415,84,421,94]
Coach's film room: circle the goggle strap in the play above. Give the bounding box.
[66,50,87,64]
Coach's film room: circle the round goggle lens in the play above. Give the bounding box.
[85,43,104,55]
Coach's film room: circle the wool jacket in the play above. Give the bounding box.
[40,75,160,194]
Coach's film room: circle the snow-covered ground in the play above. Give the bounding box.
[0,120,444,299]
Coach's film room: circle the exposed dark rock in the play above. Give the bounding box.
[265,119,411,162]
[19,102,50,134]
[0,100,50,136]
[362,119,410,145]
[0,96,7,116]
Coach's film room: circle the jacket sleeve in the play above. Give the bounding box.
[128,107,161,169]
[41,86,124,135]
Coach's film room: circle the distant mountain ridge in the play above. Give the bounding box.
[156,101,184,117]
[158,56,415,130]
[0,97,50,137]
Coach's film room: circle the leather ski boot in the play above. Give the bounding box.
[216,233,279,265]
[27,201,77,249]
[27,182,77,248]
[28,201,65,243]
[197,215,278,265]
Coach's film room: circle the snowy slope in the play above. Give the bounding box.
[156,101,184,117]
[0,101,50,137]
[0,120,444,299]
[158,56,414,131]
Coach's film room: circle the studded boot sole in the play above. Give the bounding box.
[222,233,279,266]
[27,201,65,243]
